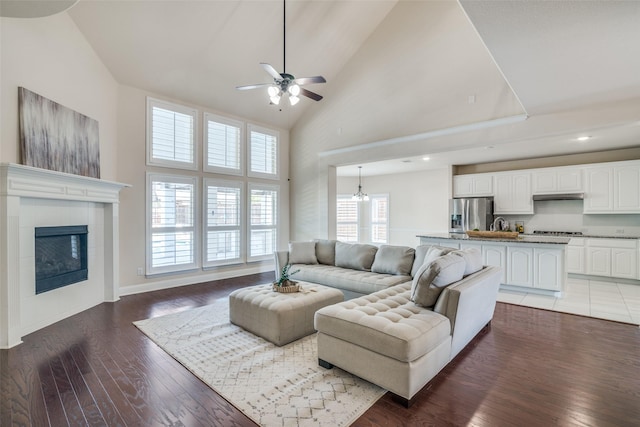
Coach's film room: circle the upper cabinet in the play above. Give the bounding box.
[494,172,533,214]
[532,167,583,194]
[453,174,493,197]
[614,163,640,212]
[452,159,639,215]
[584,161,640,213]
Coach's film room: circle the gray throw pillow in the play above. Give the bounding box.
[411,245,432,277]
[410,253,466,307]
[451,247,483,276]
[411,245,455,277]
[335,242,378,271]
[371,245,415,275]
[288,241,318,264]
[314,239,337,265]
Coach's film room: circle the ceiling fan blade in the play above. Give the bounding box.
[294,76,326,86]
[260,63,282,80]
[236,83,272,91]
[300,88,323,102]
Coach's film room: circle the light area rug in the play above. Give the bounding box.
[134,299,386,426]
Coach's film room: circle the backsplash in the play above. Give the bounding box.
[502,200,640,237]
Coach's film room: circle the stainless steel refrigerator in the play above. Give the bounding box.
[449,197,494,233]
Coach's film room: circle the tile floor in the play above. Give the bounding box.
[497,276,640,326]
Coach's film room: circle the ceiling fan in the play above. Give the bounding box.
[236,0,326,106]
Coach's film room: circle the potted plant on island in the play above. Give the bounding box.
[273,264,301,293]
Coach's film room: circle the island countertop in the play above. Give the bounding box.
[417,233,571,245]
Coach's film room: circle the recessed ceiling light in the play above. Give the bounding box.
[576,136,591,142]
[422,157,430,161]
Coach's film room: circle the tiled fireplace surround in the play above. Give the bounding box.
[0,163,128,348]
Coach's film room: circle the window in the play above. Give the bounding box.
[248,124,279,179]
[336,196,359,242]
[248,184,279,260]
[204,113,244,176]
[145,97,283,276]
[147,173,198,275]
[147,98,197,170]
[370,195,389,244]
[204,179,243,267]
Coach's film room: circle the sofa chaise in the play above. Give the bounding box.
[274,239,501,406]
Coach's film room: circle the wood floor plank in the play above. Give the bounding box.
[2,272,639,427]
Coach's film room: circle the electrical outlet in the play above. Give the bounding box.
[615,228,625,234]
[137,267,144,276]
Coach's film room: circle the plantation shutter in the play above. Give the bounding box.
[148,175,197,273]
[146,98,197,170]
[205,114,243,175]
[336,196,359,242]
[249,185,278,259]
[205,180,242,265]
[249,126,278,178]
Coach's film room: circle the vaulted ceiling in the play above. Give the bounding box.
[64,0,640,173]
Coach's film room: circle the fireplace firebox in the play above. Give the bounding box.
[35,225,88,294]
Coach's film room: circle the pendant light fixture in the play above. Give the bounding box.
[352,166,369,202]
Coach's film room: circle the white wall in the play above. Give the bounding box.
[289,1,521,241]
[337,169,450,247]
[116,85,290,292]
[503,201,640,237]
[0,14,288,296]
[0,13,119,179]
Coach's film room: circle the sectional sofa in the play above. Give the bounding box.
[274,240,502,406]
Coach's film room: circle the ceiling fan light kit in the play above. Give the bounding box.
[236,0,326,105]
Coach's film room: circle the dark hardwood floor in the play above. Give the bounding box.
[2,272,639,426]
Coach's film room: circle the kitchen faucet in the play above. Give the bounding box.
[491,217,507,231]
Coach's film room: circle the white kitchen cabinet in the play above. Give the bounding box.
[584,161,640,213]
[507,246,534,287]
[418,235,566,295]
[494,172,533,214]
[419,237,460,250]
[462,243,507,284]
[566,238,585,274]
[584,166,614,213]
[532,167,583,194]
[611,248,637,280]
[584,238,638,279]
[452,174,493,197]
[534,248,564,291]
[586,246,612,276]
[613,164,640,212]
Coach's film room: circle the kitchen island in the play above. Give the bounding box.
[418,233,569,296]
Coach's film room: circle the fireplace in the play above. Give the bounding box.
[35,225,88,294]
[1,163,129,348]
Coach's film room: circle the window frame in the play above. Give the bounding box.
[336,195,359,243]
[146,172,199,276]
[203,112,245,176]
[247,183,280,262]
[146,97,198,171]
[247,124,279,180]
[203,178,244,268]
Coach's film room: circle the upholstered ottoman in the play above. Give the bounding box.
[229,282,344,346]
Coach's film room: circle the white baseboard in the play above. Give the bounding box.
[119,263,274,296]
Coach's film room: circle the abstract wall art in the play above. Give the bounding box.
[18,87,100,178]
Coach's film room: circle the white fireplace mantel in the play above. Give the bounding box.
[0,163,130,348]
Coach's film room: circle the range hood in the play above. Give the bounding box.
[532,193,584,201]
